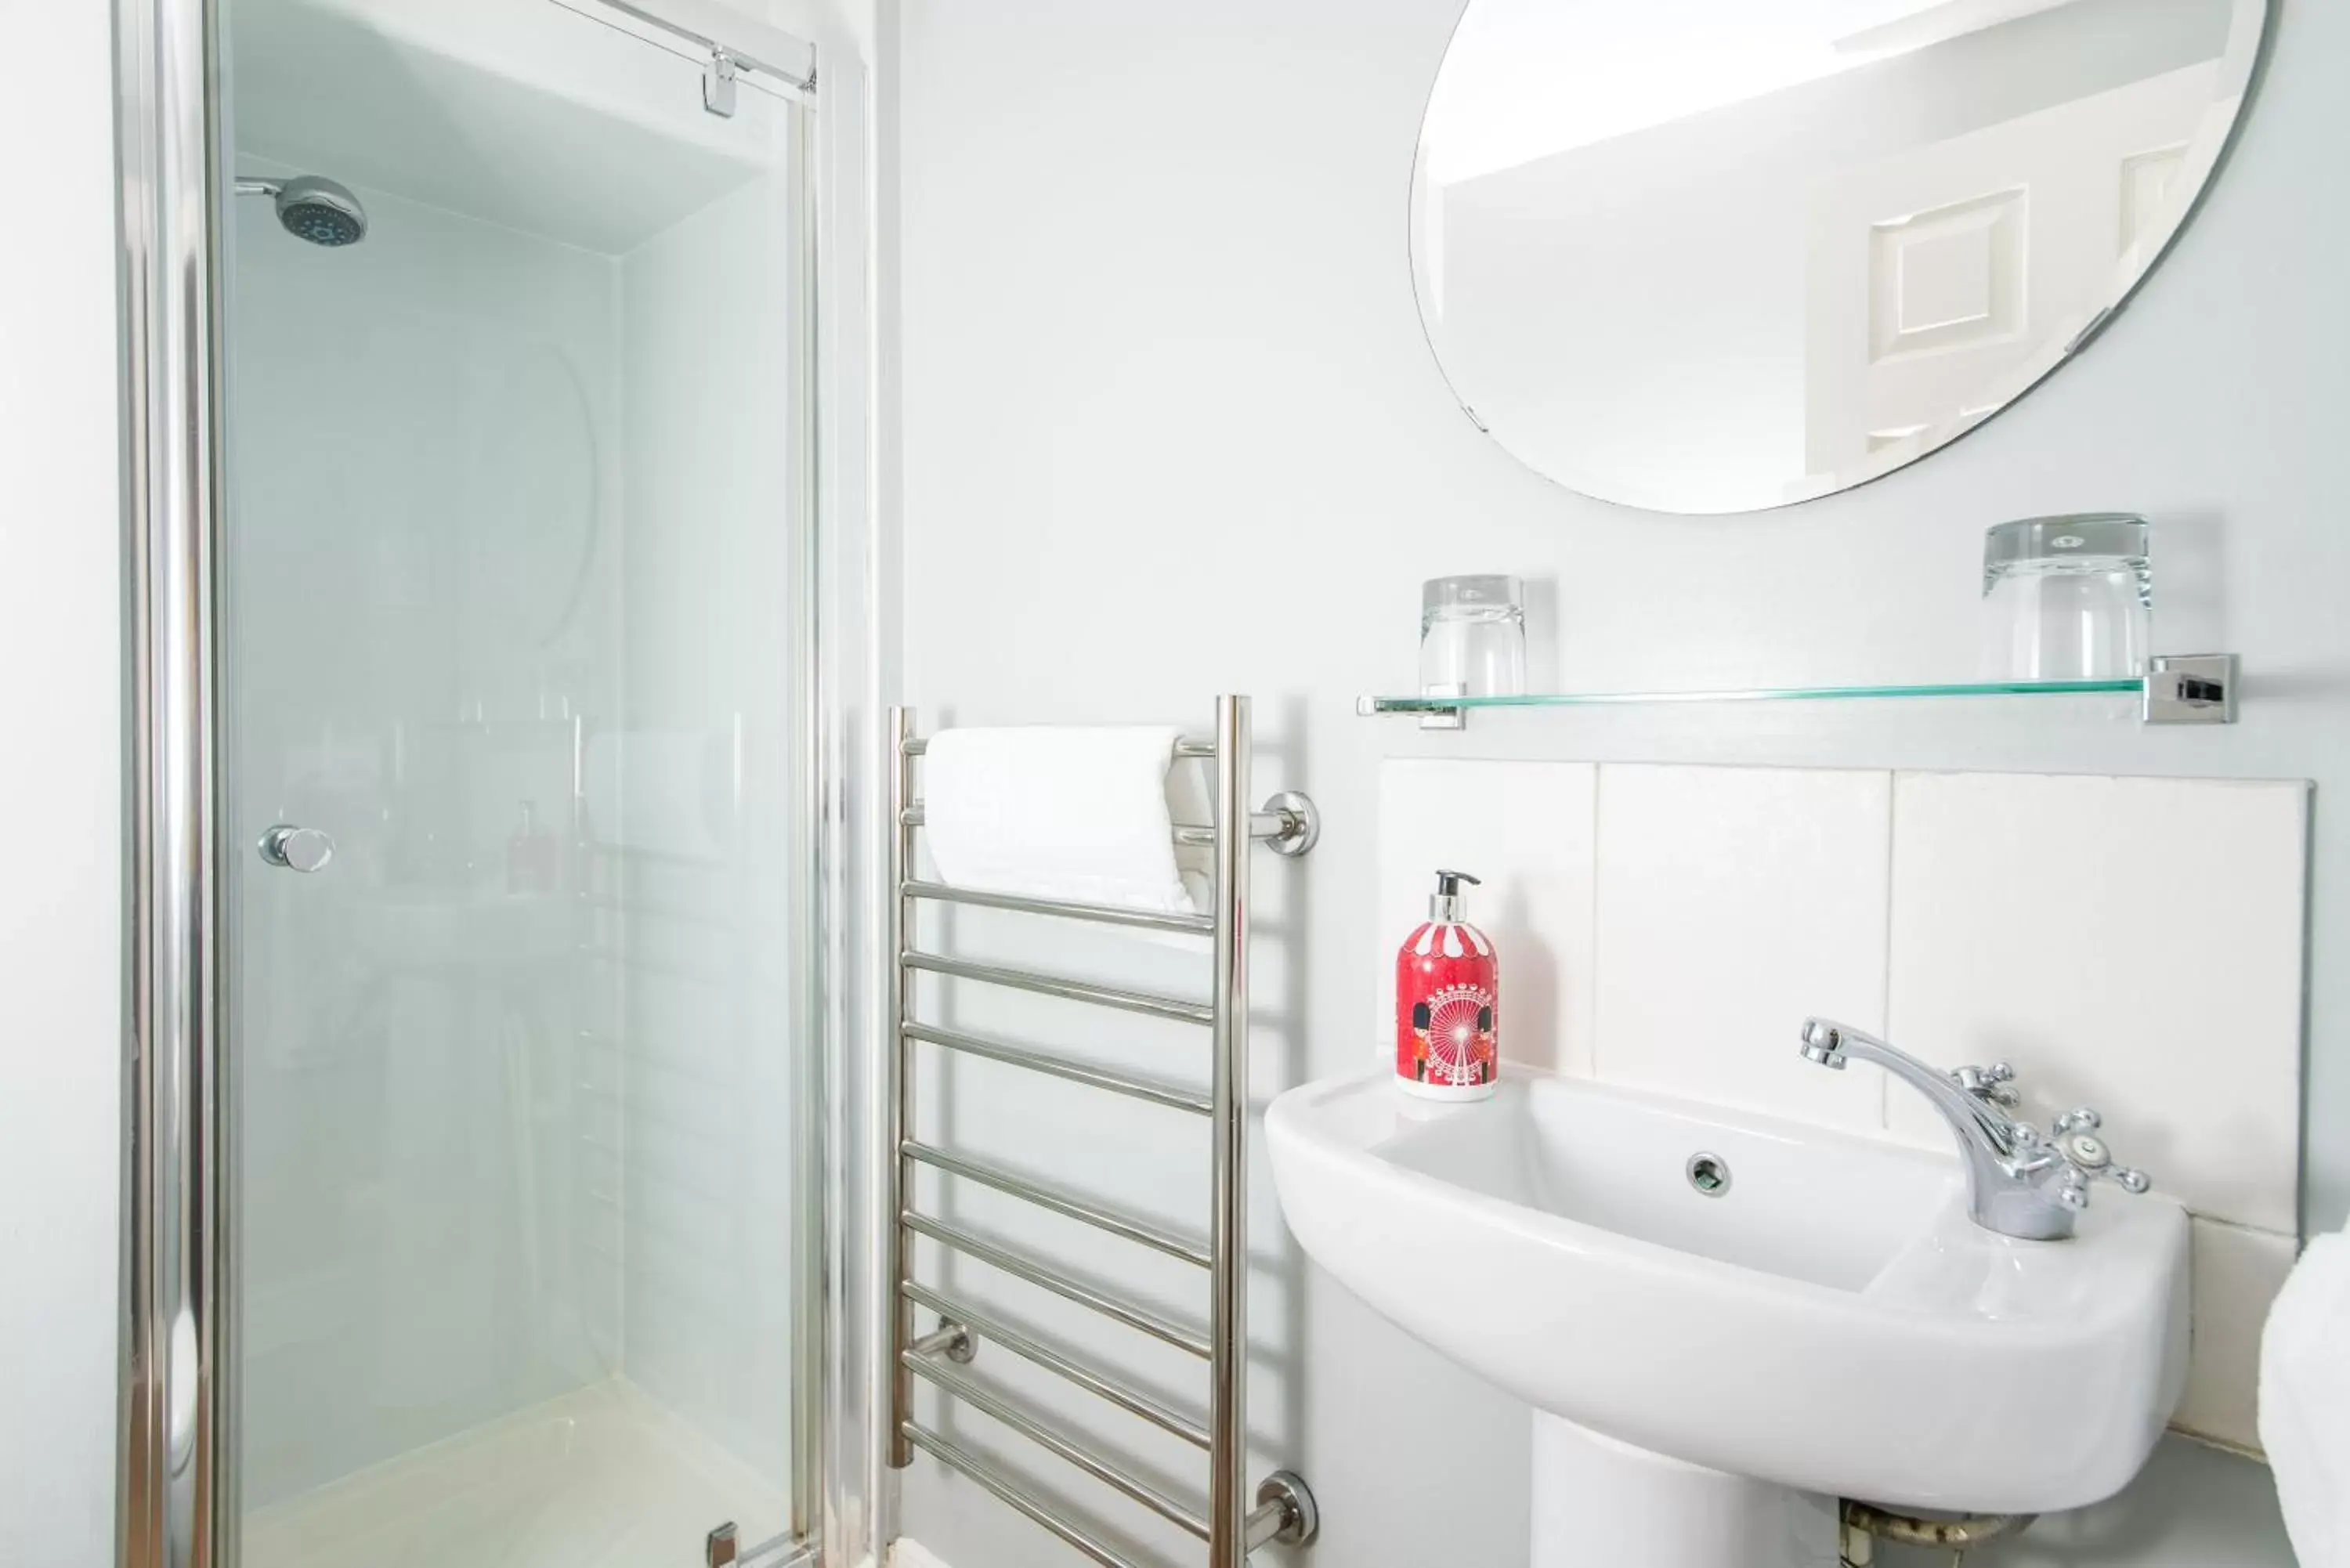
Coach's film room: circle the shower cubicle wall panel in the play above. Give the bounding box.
[230,166,627,1510]
[613,164,801,1497]
[224,1,811,1561]
[118,0,853,1563]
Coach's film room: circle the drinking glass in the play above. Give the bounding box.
[1422,575,1528,697]
[1981,515,2151,681]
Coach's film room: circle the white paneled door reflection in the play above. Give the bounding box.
[1410,0,2261,512]
[1806,57,2233,490]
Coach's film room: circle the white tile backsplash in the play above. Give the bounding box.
[1376,758,2309,1448]
[2176,1220,2299,1454]
[1593,764,1893,1132]
[1377,761,1596,1077]
[1885,772,2308,1234]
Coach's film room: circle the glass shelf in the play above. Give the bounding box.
[1361,679,2140,711]
[1358,658,2237,727]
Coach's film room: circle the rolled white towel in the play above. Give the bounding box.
[922,725,1198,915]
[2261,1227,2350,1566]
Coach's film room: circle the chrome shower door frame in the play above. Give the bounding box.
[114,2,880,1564]
[116,0,229,1562]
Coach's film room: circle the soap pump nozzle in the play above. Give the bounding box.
[1430,869,1480,923]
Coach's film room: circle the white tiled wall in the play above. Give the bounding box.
[2179,1219,2300,1447]
[1884,772,2307,1234]
[1377,759,2309,1454]
[1595,765,1892,1131]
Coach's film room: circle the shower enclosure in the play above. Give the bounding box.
[116,1,877,1563]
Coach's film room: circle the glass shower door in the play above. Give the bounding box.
[221,2,815,1563]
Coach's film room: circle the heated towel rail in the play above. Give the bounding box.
[886,696,1321,1568]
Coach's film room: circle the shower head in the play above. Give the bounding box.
[234,173,368,247]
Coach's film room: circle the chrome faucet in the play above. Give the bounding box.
[1799,1018,2149,1241]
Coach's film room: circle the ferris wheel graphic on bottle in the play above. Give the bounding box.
[1395,869,1499,1102]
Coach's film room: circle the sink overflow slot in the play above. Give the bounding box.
[1686,1153,1731,1197]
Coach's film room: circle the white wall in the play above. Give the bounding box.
[892,1,2344,1564]
[0,5,121,1560]
[0,6,124,1565]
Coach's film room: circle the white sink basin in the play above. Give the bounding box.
[1267,1068,2189,1523]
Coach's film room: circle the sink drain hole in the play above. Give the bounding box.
[1685,1152,1731,1197]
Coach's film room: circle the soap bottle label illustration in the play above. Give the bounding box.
[1396,869,1499,1100]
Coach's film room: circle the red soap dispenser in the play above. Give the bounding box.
[1396,869,1499,1100]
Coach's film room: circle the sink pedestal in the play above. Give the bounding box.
[1531,1414,1840,1568]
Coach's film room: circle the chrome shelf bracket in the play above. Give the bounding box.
[2142,652,2238,724]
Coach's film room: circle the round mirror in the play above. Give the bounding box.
[1411,0,2267,514]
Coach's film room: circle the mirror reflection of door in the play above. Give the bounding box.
[1803,27,2243,497]
[1411,0,2266,515]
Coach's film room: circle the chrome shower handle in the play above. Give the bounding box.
[258,824,334,873]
